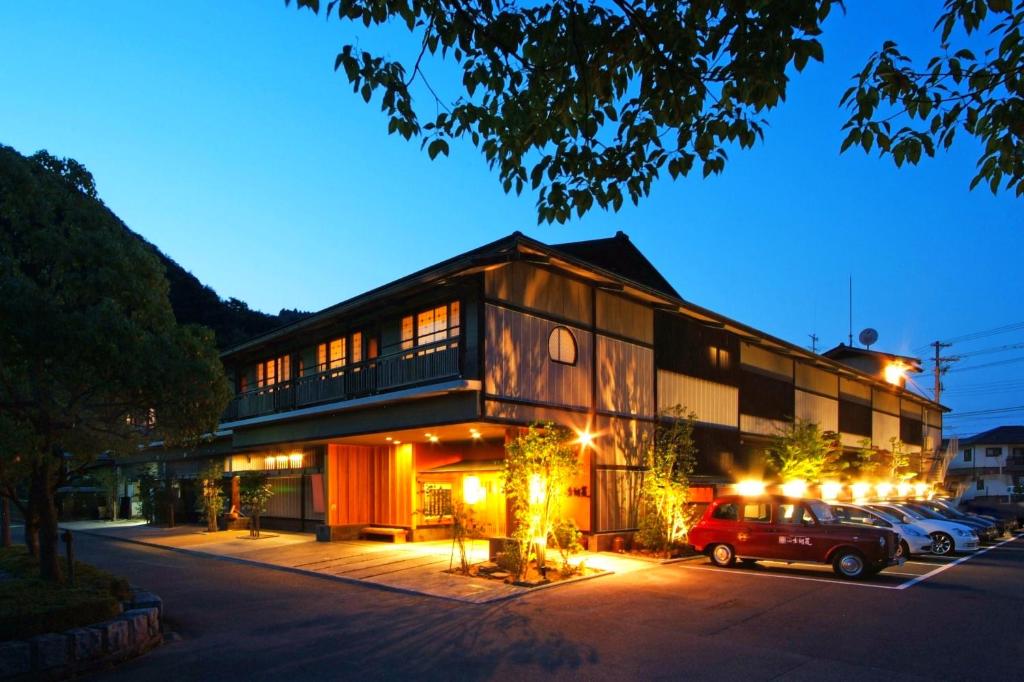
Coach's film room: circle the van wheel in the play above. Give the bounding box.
[709,544,736,567]
[832,549,867,579]
[930,532,954,556]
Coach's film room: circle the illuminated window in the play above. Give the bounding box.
[317,343,327,371]
[401,316,414,350]
[257,356,291,387]
[708,345,730,370]
[368,337,379,359]
[548,326,577,365]
[329,338,346,370]
[351,332,363,364]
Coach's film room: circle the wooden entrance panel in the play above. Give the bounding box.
[326,444,413,527]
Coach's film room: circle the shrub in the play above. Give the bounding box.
[0,546,130,641]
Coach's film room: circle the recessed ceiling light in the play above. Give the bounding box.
[429,435,440,443]
[385,436,392,441]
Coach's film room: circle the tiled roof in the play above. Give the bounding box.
[961,425,1024,445]
[552,231,680,298]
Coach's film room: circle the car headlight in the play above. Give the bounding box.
[955,529,967,537]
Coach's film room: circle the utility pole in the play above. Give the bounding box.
[808,333,819,353]
[931,340,959,403]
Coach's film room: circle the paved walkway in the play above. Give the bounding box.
[59,520,656,603]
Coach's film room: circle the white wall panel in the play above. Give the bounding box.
[872,411,900,446]
[597,336,654,417]
[658,370,737,427]
[794,390,839,433]
[740,414,789,436]
[485,304,592,409]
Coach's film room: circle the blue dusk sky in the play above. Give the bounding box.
[1,2,1020,437]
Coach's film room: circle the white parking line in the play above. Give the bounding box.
[678,564,904,590]
[895,534,1023,590]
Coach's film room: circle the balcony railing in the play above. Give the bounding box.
[225,339,462,421]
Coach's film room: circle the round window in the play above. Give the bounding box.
[548,326,577,365]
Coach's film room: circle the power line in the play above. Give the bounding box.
[946,356,1024,374]
[954,342,1024,359]
[944,405,1024,418]
[913,321,1024,354]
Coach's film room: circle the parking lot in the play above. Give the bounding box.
[678,530,1024,590]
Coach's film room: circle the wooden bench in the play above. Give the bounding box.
[360,526,408,543]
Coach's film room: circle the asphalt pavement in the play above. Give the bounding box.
[65,531,1023,681]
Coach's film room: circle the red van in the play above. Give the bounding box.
[688,494,901,579]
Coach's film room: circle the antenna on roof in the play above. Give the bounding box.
[848,275,853,347]
[859,328,879,350]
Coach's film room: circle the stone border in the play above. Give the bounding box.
[0,588,163,680]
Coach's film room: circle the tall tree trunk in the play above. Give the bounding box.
[1,496,11,548]
[31,463,62,582]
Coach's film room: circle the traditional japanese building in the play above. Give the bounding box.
[123,231,946,547]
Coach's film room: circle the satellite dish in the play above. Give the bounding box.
[859,328,879,348]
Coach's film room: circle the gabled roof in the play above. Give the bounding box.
[551,231,680,298]
[961,425,1024,446]
[822,344,924,372]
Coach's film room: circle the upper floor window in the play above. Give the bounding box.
[548,326,577,365]
[708,345,731,370]
[257,355,290,387]
[963,448,973,462]
[986,447,1002,457]
[402,301,461,350]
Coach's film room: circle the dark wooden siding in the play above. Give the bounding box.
[739,370,793,421]
[900,417,924,446]
[692,425,741,478]
[839,399,872,437]
[654,312,738,385]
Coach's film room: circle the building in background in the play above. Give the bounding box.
[119,232,946,547]
[944,426,1024,501]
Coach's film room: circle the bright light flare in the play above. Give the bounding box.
[463,476,485,505]
[876,482,893,499]
[851,482,871,502]
[529,474,546,504]
[820,481,843,501]
[896,482,912,498]
[913,482,928,498]
[884,362,907,385]
[575,429,594,448]
[734,479,766,496]
[781,479,807,498]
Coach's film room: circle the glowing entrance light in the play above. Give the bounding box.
[913,482,928,498]
[463,476,485,505]
[820,481,843,501]
[851,482,871,502]
[734,479,766,496]
[876,482,893,499]
[896,481,912,498]
[288,453,304,468]
[781,479,807,498]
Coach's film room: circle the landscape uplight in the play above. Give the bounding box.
[897,482,912,498]
[820,481,843,501]
[735,479,766,496]
[781,479,807,498]
[913,482,928,498]
[851,482,870,502]
[876,482,893,499]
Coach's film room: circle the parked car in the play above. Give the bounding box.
[688,495,900,579]
[830,503,932,558]
[901,500,998,541]
[926,498,1009,536]
[959,500,1023,530]
[868,503,979,556]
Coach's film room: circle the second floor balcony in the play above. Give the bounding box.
[223,338,462,422]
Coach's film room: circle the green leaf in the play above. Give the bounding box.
[427,139,449,160]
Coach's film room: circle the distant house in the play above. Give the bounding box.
[120,231,946,548]
[944,426,1024,501]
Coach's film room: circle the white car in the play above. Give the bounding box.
[830,503,932,558]
[869,503,980,556]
